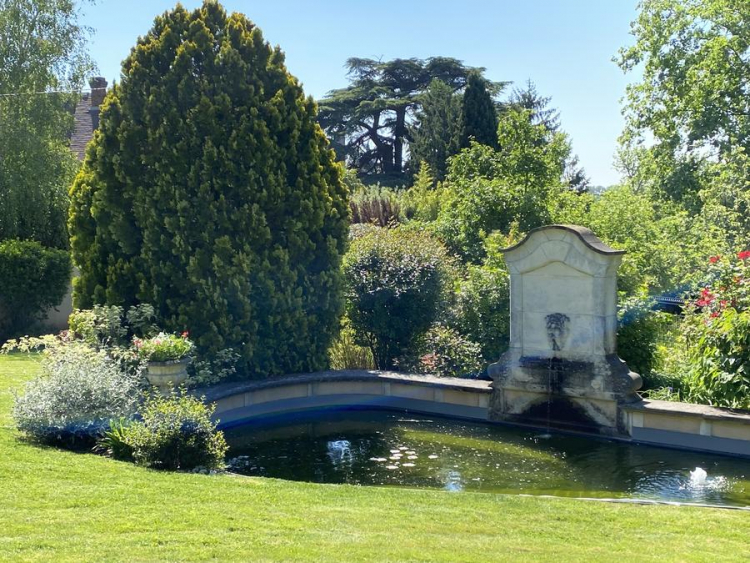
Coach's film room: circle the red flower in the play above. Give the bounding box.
[738,250,750,260]
[710,311,720,318]
[709,255,721,264]
[181,331,189,339]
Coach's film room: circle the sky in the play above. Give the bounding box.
[81,0,641,187]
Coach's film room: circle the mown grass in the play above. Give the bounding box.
[1,353,748,562]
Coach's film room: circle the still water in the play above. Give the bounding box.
[225,410,750,507]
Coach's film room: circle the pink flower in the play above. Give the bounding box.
[738,250,750,260]
[181,331,189,339]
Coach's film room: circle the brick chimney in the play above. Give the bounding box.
[89,76,107,107]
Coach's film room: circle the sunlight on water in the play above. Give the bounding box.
[225,411,750,508]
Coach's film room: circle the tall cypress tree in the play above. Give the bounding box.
[461,71,498,148]
[69,1,349,378]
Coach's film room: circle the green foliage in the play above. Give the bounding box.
[0,239,71,341]
[68,303,158,346]
[551,184,729,297]
[401,324,483,378]
[134,332,194,363]
[617,296,671,380]
[461,71,498,149]
[97,417,135,461]
[69,2,349,378]
[410,78,462,181]
[9,339,141,446]
[617,0,750,217]
[618,0,750,159]
[349,184,405,226]
[675,253,750,408]
[451,234,511,361]
[0,0,94,249]
[318,57,498,180]
[328,325,375,370]
[343,227,456,370]
[509,80,560,132]
[436,117,568,262]
[118,389,228,470]
[401,162,443,222]
[187,347,240,387]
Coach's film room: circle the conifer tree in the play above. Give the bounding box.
[460,71,498,148]
[69,1,349,378]
[410,79,462,181]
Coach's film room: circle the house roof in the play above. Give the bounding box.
[69,77,107,161]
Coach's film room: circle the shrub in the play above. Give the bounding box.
[187,347,241,387]
[9,338,141,446]
[350,184,404,226]
[343,227,456,369]
[451,240,511,362]
[134,332,194,363]
[0,240,71,341]
[328,325,375,370]
[69,2,349,378]
[401,162,443,222]
[117,390,227,471]
[401,324,483,378]
[97,417,135,461]
[675,252,750,408]
[69,303,159,347]
[617,296,671,380]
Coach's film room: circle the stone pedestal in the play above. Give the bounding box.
[488,225,641,435]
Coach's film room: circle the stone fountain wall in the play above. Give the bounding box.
[488,225,642,435]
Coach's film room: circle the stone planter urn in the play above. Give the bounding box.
[145,357,190,394]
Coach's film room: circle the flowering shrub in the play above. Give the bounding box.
[6,336,141,446]
[134,332,194,363]
[678,251,750,408]
[112,389,228,470]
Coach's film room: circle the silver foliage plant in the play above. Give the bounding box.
[7,336,142,443]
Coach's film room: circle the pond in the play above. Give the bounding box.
[224,410,750,508]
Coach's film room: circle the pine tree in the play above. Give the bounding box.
[69,1,349,378]
[460,71,498,148]
[409,79,462,181]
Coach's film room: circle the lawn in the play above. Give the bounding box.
[1,354,748,562]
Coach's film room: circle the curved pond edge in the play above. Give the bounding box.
[197,370,750,458]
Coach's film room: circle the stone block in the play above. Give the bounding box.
[251,384,309,404]
[390,383,434,401]
[711,421,750,441]
[313,380,383,396]
[643,413,701,434]
[214,394,244,414]
[443,389,480,407]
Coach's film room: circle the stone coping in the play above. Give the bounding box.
[501,224,625,256]
[197,370,492,402]
[624,399,750,423]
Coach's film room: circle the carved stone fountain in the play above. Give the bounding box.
[488,225,642,435]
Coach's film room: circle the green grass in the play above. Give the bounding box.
[1,354,748,562]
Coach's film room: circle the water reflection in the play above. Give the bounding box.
[224,411,750,508]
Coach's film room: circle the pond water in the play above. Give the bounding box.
[225,410,750,508]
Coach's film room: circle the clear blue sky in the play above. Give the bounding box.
[81,0,640,187]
